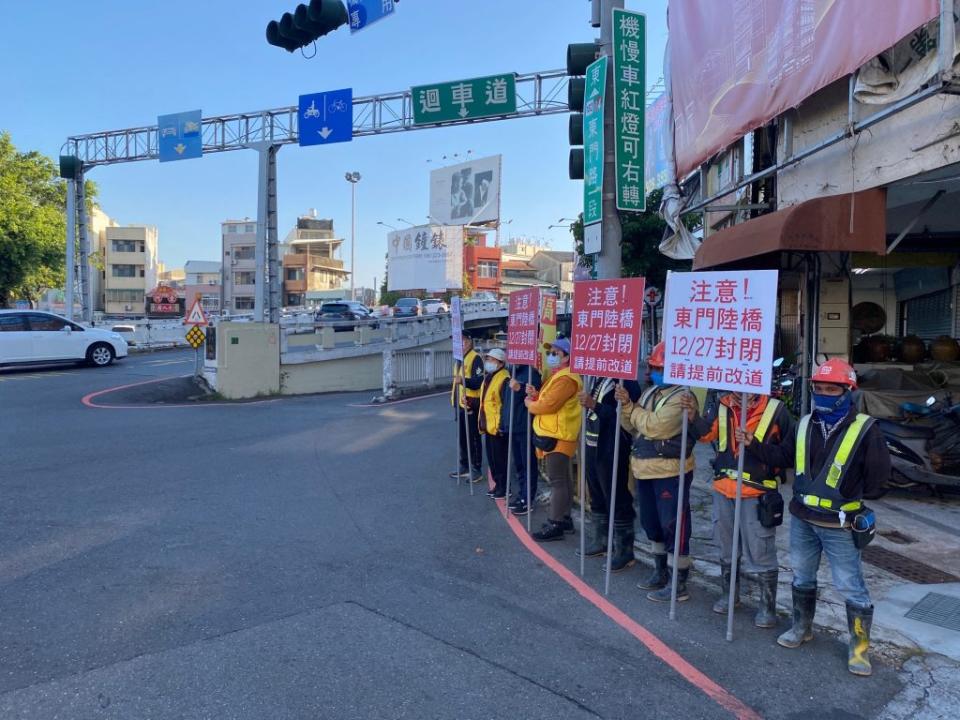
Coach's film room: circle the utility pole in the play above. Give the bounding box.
[345,171,361,301]
[595,0,624,280]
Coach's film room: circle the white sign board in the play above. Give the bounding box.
[387,225,464,292]
[428,154,501,226]
[451,296,464,361]
[662,270,778,394]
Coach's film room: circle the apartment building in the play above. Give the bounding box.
[221,219,258,312]
[184,260,222,314]
[103,225,159,315]
[282,213,349,308]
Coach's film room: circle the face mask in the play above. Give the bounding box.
[484,361,500,374]
[650,370,664,386]
[546,354,561,368]
[813,391,851,424]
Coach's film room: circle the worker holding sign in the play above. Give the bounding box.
[450,330,485,483]
[680,391,795,628]
[616,341,697,602]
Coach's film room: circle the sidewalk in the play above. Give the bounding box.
[626,444,960,663]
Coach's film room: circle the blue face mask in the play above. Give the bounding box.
[813,391,852,424]
[650,370,664,386]
[545,353,561,368]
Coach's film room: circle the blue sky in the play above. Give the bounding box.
[2,1,667,290]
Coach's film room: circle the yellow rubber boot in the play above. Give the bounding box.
[846,602,873,677]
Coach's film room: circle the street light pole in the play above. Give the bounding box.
[345,171,361,301]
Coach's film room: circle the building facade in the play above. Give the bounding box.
[221,219,258,313]
[282,213,349,308]
[102,225,159,316]
[463,230,502,296]
[184,260,222,315]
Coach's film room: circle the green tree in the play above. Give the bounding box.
[0,132,97,307]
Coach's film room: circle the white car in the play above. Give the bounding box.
[422,298,449,314]
[0,310,129,367]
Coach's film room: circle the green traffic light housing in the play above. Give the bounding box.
[59,155,82,180]
[569,149,584,181]
[266,0,349,52]
[568,114,583,146]
[566,42,598,76]
[568,77,585,112]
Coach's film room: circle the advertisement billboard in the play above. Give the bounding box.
[428,154,501,226]
[387,225,464,292]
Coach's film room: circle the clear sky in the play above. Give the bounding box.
[2,1,667,291]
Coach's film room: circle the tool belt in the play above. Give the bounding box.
[631,434,694,460]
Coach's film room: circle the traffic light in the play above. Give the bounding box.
[59,155,82,180]
[266,0,349,52]
[566,42,598,180]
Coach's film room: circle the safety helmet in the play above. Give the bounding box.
[485,347,507,364]
[811,358,858,389]
[649,341,665,368]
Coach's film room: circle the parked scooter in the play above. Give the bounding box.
[772,354,802,416]
[877,395,960,492]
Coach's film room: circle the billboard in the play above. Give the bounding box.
[387,225,464,292]
[428,154,501,226]
[669,0,939,178]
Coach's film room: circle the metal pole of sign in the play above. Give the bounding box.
[669,386,691,620]
[455,365,462,487]
[603,380,624,596]
[65,180,76,321]
[526,403,533,532]
[579,382,589,577]
[726,392,749,642]
[505,366,517,517]
[465,386,475,497]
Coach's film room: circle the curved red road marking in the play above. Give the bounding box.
[82,375,276,409]
[495,497,762,720]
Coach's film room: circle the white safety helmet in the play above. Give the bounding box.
[486,348,507,364]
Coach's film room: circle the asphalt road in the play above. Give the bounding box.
[0,350,907,719]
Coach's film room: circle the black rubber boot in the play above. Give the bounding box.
[532,520,565,542]
[846,602,874,676]
[712,562,740,614]
[636,553,669,590]
[648,567,689,602]
[576,513,608,558]
[608,522,636,573]
[777,585,817,648]
[754,570,779,628]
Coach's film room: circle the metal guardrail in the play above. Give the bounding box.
[384,347,454,398]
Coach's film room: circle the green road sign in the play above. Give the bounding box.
[582,55,607,234]
[412,74,517,125]
[613,8,646,212]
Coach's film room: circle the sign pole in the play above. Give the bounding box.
[726,392,749,642]
[603,380,623,595]
[526,410,533,532]
[579,389,588,578]
[455,365,462,487]
[669,386,691,620]
[505,366,517,517]
[466,402,475,496]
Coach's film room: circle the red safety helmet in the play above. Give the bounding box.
[649,341,665,368]
[812,358,858,389]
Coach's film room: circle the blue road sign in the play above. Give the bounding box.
[157,110,202,162]
[348,0,396,33]
[298,89,353,147]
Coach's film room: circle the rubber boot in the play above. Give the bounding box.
[712,562,740,614]
[636,553,669,590]
[846,602,874,676]
[754,570,779,628]
[576,513,607,558]
[777,585,817,648]
[648,567,689,602]
[608,522,636,573]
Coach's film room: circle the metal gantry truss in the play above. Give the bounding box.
[63,69,570,167]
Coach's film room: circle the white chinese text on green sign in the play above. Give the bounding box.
[412,74,517,125]
[582,56,607,230]
[613,9,646,212]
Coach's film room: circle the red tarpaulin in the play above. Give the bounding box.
[669,0,939,178]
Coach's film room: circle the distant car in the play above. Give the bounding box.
[315,301,377,331]
[392,298,423,318]
[0,310,128,367]
[470,291,498,302]
[422,298,449,314]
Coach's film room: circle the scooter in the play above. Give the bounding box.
[877,395,960,492]
[772,355,801,416]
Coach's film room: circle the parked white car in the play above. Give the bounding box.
[0,310,129,367]
[422,298,449,314]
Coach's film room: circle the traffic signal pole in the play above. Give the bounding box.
[251,142,281,323]
[595,0,624,281]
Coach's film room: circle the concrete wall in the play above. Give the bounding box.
[215,322,280,399]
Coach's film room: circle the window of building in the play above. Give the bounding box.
[235,297,255,310]
[286,268,304,281]
[477,260,499,278]
[227,224,238,233]
[234,271,256,285]
[112,264,137,278]
[233,245,255,260]
[0,314,27,331]
[106,289,145,303]
[245,224,256,233]
[111,239,137,252]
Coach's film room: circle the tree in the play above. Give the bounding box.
[0,132,97,307]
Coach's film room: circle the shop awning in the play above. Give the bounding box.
[693,188,887,270]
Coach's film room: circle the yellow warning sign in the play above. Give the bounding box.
[185,325,206,349]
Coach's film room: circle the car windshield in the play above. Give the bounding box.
[396,299,418,307]
[321,304,350,313]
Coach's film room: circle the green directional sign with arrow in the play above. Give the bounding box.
[582,55,607,233]
[411,73,517,125]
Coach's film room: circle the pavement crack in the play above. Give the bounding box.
[344,600,605,719]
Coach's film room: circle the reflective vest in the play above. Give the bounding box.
[584,378,616,447]
[450,349,483,407]
[629,385,691,460]
[533,367,583,442]
[794,413,874,516]
[479,368,510,436]
[717,398,782,491]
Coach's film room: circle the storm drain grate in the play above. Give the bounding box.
[905,592,960,632]
[862,545,960,584]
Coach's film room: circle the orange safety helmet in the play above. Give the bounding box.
[812,358,858,389]
[649,341,666,368]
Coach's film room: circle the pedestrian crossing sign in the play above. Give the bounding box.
[184,299,208,326]
[185,325,206,349]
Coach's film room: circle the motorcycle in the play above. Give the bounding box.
[877,394,960,492]
[771,354,802,416]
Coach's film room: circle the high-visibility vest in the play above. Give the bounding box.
[629,385,690,459]
[584,377,616,447]
[532,367,583,442]
[717,398,782,491]
[479,368,510,436]
[794,412,874,516]
[450,349,483,407]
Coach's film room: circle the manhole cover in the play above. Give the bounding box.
[877,529,915,545]
[905,592,960,632]
[862,545,960,584]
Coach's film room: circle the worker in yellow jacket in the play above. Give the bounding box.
[478,348,511,499]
